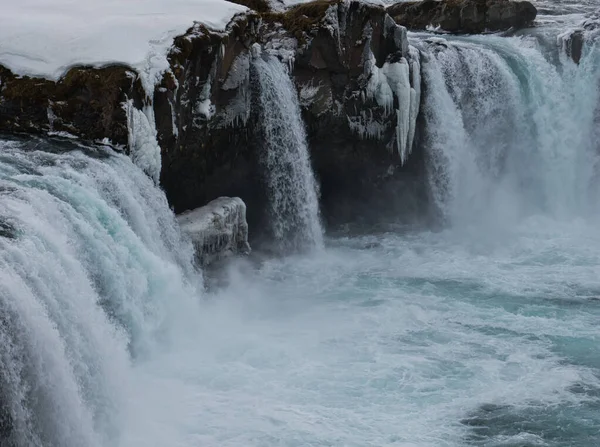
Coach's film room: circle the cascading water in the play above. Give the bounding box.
[251,50,324,250]
[2,2,600,447]
[0,138,202,446]
[418,32,600,226]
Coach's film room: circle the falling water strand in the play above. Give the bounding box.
[252,52,324,251]
[419,35,600,226]
[0,139,201,447]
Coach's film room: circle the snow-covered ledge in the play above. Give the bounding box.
[177,197,251,266]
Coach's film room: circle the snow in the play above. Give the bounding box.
[0,0,247,89]
[269,0,387,10]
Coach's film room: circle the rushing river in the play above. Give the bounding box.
[0,0,599,445]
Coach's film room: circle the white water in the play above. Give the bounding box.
[252,53,324,250]
[419,33,600,227]
[0,139,202,446]
[1,8,600,447]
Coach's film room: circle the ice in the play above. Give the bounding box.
[362,45,421,163]
[177,197,251,266]
[125,100,162,183]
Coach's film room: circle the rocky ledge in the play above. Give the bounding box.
[0,0,429,237]
[388,0,537,33]
[177,197,251,266]
[0,65,144,145]
[159,1,427,230]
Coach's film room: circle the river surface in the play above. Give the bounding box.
[0,0,599,446]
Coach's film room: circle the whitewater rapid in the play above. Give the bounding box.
[0,138,203,446]
[1,2,600,446]
[120,218,600,446]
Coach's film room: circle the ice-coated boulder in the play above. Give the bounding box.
[177,197,251,266]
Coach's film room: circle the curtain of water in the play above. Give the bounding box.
[419,34,600,227]
[251,53,324,251]
[0,139,201,446]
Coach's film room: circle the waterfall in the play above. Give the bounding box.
[251,51,324,251]
[0,137,202,446]
[418,34,600,226]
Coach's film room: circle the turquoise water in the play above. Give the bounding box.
[1,2,600,445]
[117,219,600,446]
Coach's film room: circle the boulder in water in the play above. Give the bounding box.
[387,0,537,33]
[177,197,251,266]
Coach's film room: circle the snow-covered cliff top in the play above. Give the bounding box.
[0,0,247,84]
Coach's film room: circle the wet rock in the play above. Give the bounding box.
[387,0,537,33]
[177,197,251,266]
[0,2,430,235]
[158,2,427,232]
[155,15,268,232]
[265,1,428,227]
[0,65,145,144]
[0,220,17,239]
[564,30,585,64]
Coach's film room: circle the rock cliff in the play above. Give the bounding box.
[177,197,251,266]
[0,1,429,236]
[388,0,537,33]
[157,1,427,229]
[0,65,145,145]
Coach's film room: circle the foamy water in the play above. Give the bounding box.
[120,217,600,446]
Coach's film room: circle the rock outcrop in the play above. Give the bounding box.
[388,0,537,33]
[0,1,429,236]
[0,65,145,146]
[158,1,427,229]
[559,17,600,64]
[177,197,251,266]
[275,1,426,226]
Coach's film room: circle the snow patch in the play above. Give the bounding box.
[0,0,247,87]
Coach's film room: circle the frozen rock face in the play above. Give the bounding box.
[559,17,600,64]
[154,15,265,227]
[387,0,537,33]
[156,3,428,230]
[0,1,430,235]
[282,1,428,226]
[177,197,251,266]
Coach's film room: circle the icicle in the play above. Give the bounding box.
[125,100,162,183]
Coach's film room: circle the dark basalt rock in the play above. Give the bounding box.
[154,14,268,231]
[0,220,17,240]
[0,65,145,145]
[288,1,427,226]
[564,30,585,64]
[387,0,537,33]
[0,1,430,236]
[157,1,427,232]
